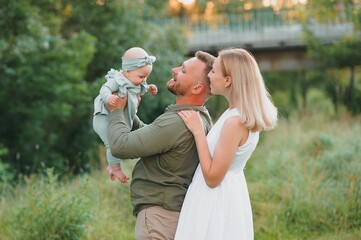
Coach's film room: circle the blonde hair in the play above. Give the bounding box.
[219,48,278,131]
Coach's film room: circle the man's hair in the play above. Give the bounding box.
[195,51,215,81]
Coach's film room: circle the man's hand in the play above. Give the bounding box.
[107,94,118,106]
[106,93,128,112]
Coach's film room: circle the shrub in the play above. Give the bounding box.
[14,169,92,240]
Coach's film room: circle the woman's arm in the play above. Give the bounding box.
[178,110,248,188]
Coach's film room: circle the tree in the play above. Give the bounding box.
[304,1,361,114]
[0,0,187,176]
[0,1,98,174]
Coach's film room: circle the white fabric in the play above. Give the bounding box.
[175,108,259,240]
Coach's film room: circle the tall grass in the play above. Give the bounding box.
[247,114,361,239]
[0,168,92,240]
[0,165,136,240]
[0,115,360,239]
[84,166,135,240]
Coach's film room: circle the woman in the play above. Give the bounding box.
[175,48,278,240]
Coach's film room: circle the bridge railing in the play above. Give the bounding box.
[161,6,358,52]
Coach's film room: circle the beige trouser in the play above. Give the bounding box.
[135,206,180,240]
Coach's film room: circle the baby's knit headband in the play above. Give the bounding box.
[122,55,156,70]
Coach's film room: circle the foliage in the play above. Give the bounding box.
[302,0,361,115]
[61,0,187,123]
[264,72,300,118]
[136,20,188,122]
[304,28,361,114]
[0,1,98,175]
[0,160,13,184]
[1,0,360,180]
[248,115,361,239]
[306,0,359,23]
[306,88,335,116]
[1,116,360,239]
[0,168,92,240]
[84,166,135,240]
[0,0,187,176]
[0,165,135,240]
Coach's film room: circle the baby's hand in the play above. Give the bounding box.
[107,94,119,106]
[148,84,158,95]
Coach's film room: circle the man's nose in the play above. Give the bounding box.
[172,66,180,75]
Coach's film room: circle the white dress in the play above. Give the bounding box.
[175,108,259,240]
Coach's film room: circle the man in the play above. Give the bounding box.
[106,51,215,240]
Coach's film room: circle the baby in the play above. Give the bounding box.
[93,47,157,183]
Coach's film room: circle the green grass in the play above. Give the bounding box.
[0,163,137,240]
[247,114,361,240]
[0,115,360,239]
[84,164,136,240]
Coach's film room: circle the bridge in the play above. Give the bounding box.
[180,7,358,71]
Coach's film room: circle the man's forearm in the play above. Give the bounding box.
[108,109,157,159]
[132,115,147,130]
[108,110,132,158]
[109,110,183,160]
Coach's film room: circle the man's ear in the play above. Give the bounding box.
[225,76,232,88]
[191,84,205,94]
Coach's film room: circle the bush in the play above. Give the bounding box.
[13,169,92,240]
[306,88,335,116]
[0,156,13,183]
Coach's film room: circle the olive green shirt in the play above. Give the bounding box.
[108,104,212,216]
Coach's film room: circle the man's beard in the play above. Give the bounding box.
[167,82,176,95]
[166,78,188,96]
[166,78,177,95]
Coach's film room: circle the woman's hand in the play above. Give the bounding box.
[177,110,204,136]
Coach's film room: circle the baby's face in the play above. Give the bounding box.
[125,65,153,86]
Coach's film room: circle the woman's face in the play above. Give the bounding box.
[208,56,227,95]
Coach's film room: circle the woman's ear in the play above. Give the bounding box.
[225,76,232,88]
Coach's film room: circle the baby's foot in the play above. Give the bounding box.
[118,169,129,184]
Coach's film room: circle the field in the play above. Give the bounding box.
[1,114,360,240]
